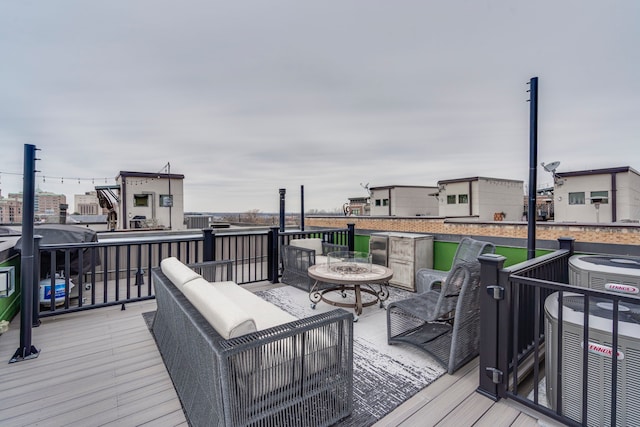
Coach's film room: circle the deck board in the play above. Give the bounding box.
[0,283,562,427]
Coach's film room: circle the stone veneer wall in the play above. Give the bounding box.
[305,216,640,246]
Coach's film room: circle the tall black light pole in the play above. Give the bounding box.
[279,188,286,232]
[300,185,305,231]
[527,77,539,260]
[167,162,172,230]
[11,144,40,363]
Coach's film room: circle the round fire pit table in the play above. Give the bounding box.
[307,251,393,321]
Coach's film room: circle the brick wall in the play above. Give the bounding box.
[306,216,640,245]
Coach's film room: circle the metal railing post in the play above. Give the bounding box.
[203,228,214,262]
[347,223,355,251]
[477,253,506,400]
[558,237,575,254]
[11,143,40,363]
[279,188,286,232]
[558,237,574,283]
[32,236,42,327]
[268,226,280,284]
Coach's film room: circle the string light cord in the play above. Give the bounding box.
[1,162,172,186]
[0,171,114,185]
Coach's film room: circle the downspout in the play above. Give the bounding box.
[611,172,617,222]
[469,181,473,216]
[122,176,127,230]
[300,185,305,231]
[388,188,392,216]
[168,163,172,230]
[527,77,539,260]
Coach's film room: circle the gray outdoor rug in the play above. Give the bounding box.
[143,285,445,426]
[255,286,445,426]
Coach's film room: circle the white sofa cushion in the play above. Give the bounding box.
[161,257,202,291]
[289,238,323,254]
[213,281,297,330]
[182,278,257,339]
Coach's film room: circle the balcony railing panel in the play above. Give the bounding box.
[33,225,355,318]
[479,237,636,426]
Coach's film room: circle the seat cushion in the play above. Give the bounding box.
[160,256,202,291]
[289,238,323,254]
[212,281,297,330]
[182,278,257,339]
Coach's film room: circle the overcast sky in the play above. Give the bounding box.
[1,1,638,213]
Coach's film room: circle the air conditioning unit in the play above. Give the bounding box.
[569,255,640,293]
[545,292,640,426]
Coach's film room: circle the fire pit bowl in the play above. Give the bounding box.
[326,251,373,275]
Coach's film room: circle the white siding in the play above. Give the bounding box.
[477,178,524,221]
[370,187,438,216]
[439,182,473,217]
[439,178,524,221]
[370,188,392,216]
[117,175,185,230]
[554,174,613,223]
[616,171,640,222]
[553,169,640,223]
[390,187,439,216]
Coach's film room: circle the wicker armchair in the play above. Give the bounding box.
[280,238,348,291]
[415,237,494,293]
[387,261,482,374]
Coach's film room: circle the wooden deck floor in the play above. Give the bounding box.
[0,283,562,427]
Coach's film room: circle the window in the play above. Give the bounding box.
[134,194,150,207]
[458,194,469,204]
[159,194,173,207]
[375,199,382,206]
[447,195,456,204]
[590,191,609,204]
[382,199,389,206]
[568,192,585,205]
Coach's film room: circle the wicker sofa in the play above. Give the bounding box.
[280,238,348,291]
[151,257,354,427]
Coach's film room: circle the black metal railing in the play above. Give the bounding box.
[34,233,205,318]
[478,237,635,426]
[272,224,354,281]
[33,225,354,318]
[277,224,354,250]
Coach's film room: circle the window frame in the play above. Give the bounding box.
[133,194,150,207]
[590,190,609,204]
[568,192,585,205]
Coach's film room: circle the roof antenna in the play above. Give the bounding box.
[360,182,371,196]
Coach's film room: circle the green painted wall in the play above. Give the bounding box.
[354,235,370,253]
[0,254,21,322]
[355,235,551,270]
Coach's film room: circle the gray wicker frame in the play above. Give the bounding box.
[151,260,354,427]
[415,237,494,293]
[387,261,482,374]
[280,241,348,291]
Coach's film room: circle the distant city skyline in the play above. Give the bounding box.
[1,1,638,212]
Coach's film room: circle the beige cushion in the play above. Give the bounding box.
[213,281,297,330]
[182,278,257,339]
[289,238,323,254]
[160,257,202,291]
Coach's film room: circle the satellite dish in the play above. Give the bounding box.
[541,161,564,186]
[541,161,560,173]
